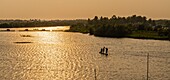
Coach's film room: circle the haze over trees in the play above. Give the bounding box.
[0,19,87,28]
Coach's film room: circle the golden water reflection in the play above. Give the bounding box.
[0,26,70,31]
[0,31,170,80]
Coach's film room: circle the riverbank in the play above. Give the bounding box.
[2,29,168,41]
[126,31,169,40]
[67,30,170,41]
[67,15,170,41]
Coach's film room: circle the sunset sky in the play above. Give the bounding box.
[0,0,170,20]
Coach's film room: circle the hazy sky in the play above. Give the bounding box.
[0,0,170,20]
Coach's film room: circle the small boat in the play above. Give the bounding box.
[99,47,108,56]
[99,52,108,56]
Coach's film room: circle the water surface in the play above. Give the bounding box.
[0,31,170,80]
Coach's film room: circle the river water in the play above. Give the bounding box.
[0,30,170,80]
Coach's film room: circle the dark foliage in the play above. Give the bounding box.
[69,15,170,40]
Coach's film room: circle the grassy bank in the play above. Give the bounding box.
[68,27,170,40]
[127,31,169,40]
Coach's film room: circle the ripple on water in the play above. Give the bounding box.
[0,32,170,80]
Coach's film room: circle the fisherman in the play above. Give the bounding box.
[103,47,105,53]
[99,48,103,53]
[99,47,108,54]
[105,48,108,54]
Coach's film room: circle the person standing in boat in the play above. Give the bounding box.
[99,47,108,54]
[100,47,106,53]
[106,48,108,54]
[103,47,105,53]
[99,48,103,53]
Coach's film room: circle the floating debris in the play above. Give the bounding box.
[33,29,39,31]
[25,29,29,31]
[6,29,10,31]
[20,35,33,37]
[41,29,46,31]
[14,42,33,44]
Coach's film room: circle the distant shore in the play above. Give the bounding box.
[0,28,169,41]
[1,15,170,41]
[67,30,170,41]
[67,15,170,41]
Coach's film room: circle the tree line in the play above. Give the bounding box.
[0,15,170,40]
[0,19,87,28]
[69,15,170,40]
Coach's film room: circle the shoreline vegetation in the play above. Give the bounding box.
[0,29,66,32]
[68,15,170,41]
[0,15,170,40]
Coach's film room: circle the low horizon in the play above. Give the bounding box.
[0,14,170,21]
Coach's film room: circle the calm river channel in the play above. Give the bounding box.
[0,27,170,80]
